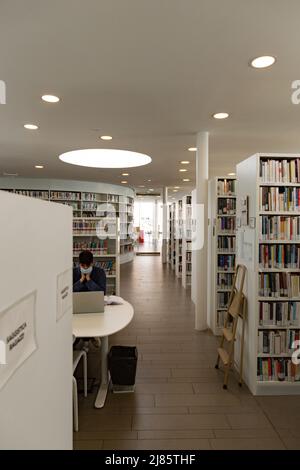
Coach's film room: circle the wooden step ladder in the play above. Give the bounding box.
[215,264,247,390]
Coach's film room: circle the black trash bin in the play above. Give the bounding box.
[108,346,138,392]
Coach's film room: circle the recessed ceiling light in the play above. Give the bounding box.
[148,179,151,182]
[100,135,113,141]
[174,186,180,189]
[121,181,127,184]
[59,149,152,168]
[138,185,145,188]
[183,178,190,182]
[228,172,236,176]
[122,172,129,176]
[179,168,188,172]
[149,188,154,191]
[213,112,229,119]
[181,161,190,164]
[24,123,39,130]
[173,190,178,192]
[42,94,60,103]
[188,147,197,152]
[250,55,276,69]
[35,165,44,169]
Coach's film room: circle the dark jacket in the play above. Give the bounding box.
[73,266,106,294]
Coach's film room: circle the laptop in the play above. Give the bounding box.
[73,291,105,314]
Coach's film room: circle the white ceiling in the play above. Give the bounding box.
[1,0,300,194]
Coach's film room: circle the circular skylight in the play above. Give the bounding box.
[59,149,152,168]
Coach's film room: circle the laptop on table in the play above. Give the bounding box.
[73,291,105,314]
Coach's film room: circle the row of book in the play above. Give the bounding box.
[52,200,80,210]
[258,273,300,298]
[217,198,236,215]
[73,240,115,254]
[218,254,235,270]
[73,220,99,232]
[50,191,80,200]
[186,252,192,262]
[217,179,236,196]
[217,291,230,308]
[259,244,300,269]
[260,186,300,212]
[218,236,236,252]
[259,215,300,240]
[258,329,300,354]
[217,311,226,328]
[257,357,300,382]
[15,190,48,199]
[186,241,192,250]
[81,192,106,201]
[259,158,300,183]
[186,195,192,205]
[217,273,234,290]
[107,195,120,203]
[217,217,236,232]
[259,301,300,326]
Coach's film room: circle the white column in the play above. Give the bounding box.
[153,199,158,242]
[195,131,209,330]
[162,187,168,263]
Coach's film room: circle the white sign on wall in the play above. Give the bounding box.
[0,291,37,390]
[56,269,72,322]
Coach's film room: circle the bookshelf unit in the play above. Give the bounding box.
[236,153,300,395]
[175,199,183,278]
[0,178,135,296]
[168,202,176,271]
[207,177,236,335]
[182,194,192,288]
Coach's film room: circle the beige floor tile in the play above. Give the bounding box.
[78,414,132,432]
[74,430,138,440]
[210,437,285,450]
[102,439,211,450]
[214,428,279,438]
[226,413,273,429]
[132,413,229,430]
[73,440,102,450]
[155,393,242,407]
[138,430,214,439]
[281,438,300,449]
[135,383,194,394]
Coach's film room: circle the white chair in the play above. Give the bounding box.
[73,349,87,432]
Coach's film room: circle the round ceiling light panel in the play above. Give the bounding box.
[59,149,152,168]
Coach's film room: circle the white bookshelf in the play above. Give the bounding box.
[0,178,135,296]
[182,194,192,289]
[168,203,175,268]
[207,177,236,335]
[175,199,183,278]
[235,153,300,395]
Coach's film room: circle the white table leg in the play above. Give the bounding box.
[94,335,109,408]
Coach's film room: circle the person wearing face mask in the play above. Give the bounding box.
[73,250,106,293]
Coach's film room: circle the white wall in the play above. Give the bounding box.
[0,191,73,449]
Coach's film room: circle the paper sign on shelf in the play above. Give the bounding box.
[0,290,37,390]
[56,268,72,322]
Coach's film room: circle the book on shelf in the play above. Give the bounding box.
[258,273,300,298]
[218,254,235,270]
[217,272,234,289]
[50,191,80,200]
[257,357,300,382]
[260,186,300,212]
[217,216,236,232]
[218,198,236,215]
[218,235,236,252]
[259,244,300,269]
[259,301,300,326]
[15,189,49,199]
[258,329,299,354]
[260,157,300,183]
[217,179,236,195]
[259,215,300,240]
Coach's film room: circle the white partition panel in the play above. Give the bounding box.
[0,190,73,449]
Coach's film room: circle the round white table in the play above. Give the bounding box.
[72,301,134,408]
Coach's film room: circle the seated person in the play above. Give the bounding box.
[73,250,106,293]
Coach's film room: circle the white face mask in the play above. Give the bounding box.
[80,266,93,275]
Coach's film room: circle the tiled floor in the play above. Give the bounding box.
[74,255,300,450]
